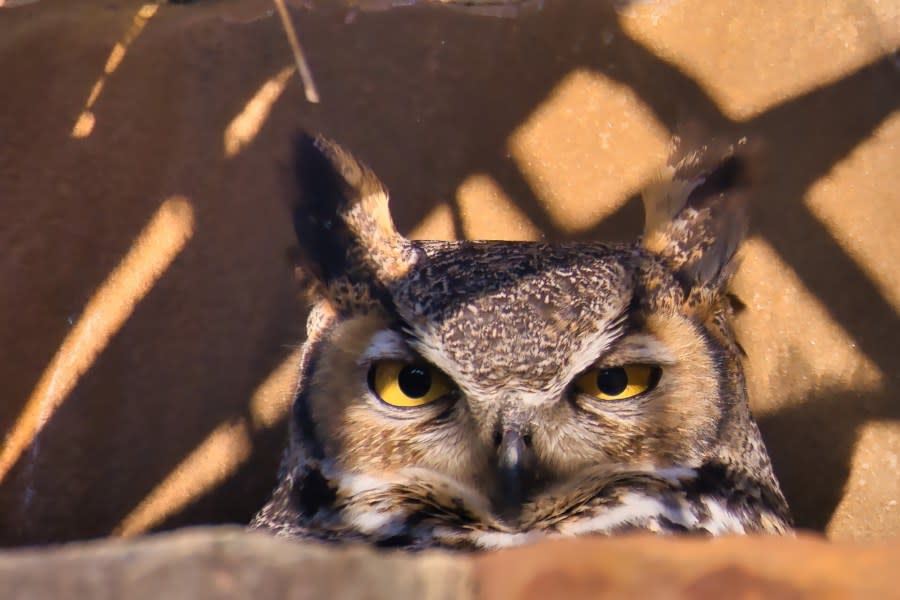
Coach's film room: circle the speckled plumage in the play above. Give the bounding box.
[251,134,792,549]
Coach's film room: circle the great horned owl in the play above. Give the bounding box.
[251,134,792,549]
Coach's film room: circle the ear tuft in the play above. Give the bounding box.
[642,136,749,290]
[290,133,418,306]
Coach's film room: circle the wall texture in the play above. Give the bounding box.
[3,527,900,598]
[0,0,897,544]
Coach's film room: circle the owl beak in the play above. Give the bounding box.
[496,428,536,516]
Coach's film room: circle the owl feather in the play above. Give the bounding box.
[252,133,792,549]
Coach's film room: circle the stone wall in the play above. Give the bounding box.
[2,528,899,598]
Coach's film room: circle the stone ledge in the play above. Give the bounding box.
[0,527,471,600]
[1,527,898,599]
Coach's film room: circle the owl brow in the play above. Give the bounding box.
[599,304,631,348]
[397,326,441,366]
[562,309,630,384]
[358,324,418,363]
[598,333,677,367]
[395,323,464,383]
[394,320,423,347]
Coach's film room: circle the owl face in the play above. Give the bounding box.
[252,135,791,547]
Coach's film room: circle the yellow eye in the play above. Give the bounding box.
[574,365,661,401]
[368,361,455,407]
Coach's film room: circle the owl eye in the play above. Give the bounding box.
[368,360,455,407]
[574,365,661,401]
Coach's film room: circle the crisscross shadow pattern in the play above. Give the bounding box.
[0,0,897,545]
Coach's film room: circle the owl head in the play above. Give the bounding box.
[252,134,790,548]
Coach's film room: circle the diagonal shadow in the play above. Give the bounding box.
[745,57,900,380]
[2,0,896,544]
[199,1,900,534]
[166,48,898,535]
[0,8,307,542]
[431,0,735,242]
[501,36,900,529]
[573,54,900,379]
[300,1,900,532]
[757,386,897,532]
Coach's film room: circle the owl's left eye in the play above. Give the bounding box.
[574,365,661,401]
[368,360,455,408]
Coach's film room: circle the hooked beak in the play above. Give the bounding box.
[495,427,537,517]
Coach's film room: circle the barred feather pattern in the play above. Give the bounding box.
[252,460,791,550]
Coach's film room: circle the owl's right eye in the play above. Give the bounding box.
[367,360,454,408]
[574,365,661,401]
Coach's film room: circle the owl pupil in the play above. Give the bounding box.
[596,368,628,395]
[398,366,432,398]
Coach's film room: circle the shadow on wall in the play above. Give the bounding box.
[0,0,897,544]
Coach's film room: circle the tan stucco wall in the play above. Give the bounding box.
[0,0,897,544]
